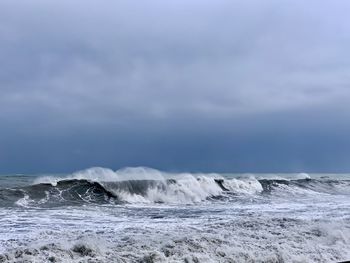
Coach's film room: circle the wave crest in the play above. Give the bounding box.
[2,167,350,207]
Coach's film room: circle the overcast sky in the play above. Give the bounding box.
[1,0,350,173]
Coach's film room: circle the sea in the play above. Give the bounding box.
[0,167,349,262]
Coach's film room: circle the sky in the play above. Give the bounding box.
[1,0,350,173]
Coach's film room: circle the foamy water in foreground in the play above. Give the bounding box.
[0,167,350,262]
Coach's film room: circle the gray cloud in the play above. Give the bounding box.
[1,0,350,172]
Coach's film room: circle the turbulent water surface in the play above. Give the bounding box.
[0,167,349,262]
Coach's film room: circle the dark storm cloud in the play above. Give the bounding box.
[1,0,350,172]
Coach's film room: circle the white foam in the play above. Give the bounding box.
[15,193,32,207]
[145,174,223,203]
[105,173,224,204]
[223,178,263,195]
[2,204,350,262]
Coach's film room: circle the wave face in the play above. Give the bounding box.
[1,167,350,207]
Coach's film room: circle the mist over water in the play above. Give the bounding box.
[0,167,350,262]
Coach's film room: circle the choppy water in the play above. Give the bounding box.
[0,167,350,262]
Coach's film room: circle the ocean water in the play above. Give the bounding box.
[0,167,349,262]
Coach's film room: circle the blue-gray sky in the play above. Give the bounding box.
[1,0,350,173]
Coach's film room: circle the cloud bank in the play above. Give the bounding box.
[1,0,350,172]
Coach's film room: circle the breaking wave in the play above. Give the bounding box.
[1,167,350,207]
